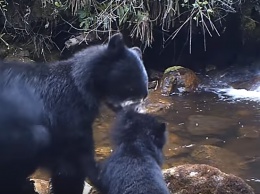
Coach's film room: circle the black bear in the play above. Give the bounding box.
[99,109,170,194]
[0,78,49,194]
[0,33,148,194]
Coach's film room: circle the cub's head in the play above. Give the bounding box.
[111,109,167,153]
[103,33,148,111]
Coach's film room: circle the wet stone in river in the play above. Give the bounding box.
[163,164,255,194]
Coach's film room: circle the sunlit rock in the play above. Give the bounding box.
[160,66,199,96]
[163,164,255,194]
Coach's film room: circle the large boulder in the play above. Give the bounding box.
[163,164,255,194]
[160,66,199,96]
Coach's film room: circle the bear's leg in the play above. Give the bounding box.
[50,131,102,194]
[50,159,86,194]
[0,175,36,194]
[84,131,102,190]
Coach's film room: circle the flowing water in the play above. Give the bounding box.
[93,68,260,193]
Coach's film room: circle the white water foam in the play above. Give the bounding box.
[215,86,260,102]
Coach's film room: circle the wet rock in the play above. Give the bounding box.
[148,80,158,90]
[141,90,173,114]
[163,164,255,194]
[191,145,247,175]
[142,102,171,113]
[88,164,254,194]
[4,47,34,63]
[231,75,260,91]
[160,66,199,96]
[186,115,238,136]
[206,66,257,87]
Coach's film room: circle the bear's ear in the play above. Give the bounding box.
[131,47,143,59]
[108,33,125,53]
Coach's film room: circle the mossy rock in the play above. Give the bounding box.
[164,66,184,74]
[160,66,199,96]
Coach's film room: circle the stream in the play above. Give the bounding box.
[93,68,260,193]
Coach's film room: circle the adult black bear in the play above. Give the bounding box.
[0,33,148,194]
[0,78,49,194]
[99,109,170,194]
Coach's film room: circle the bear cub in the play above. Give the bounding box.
[99,109,170,194]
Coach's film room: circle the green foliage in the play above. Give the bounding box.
[66,0,240,51]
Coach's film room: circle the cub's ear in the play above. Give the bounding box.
[108,33,125,52]
[131,47,143,59]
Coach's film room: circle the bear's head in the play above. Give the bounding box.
[112,108,167,152]
[72,33,148,112]
[102,33,148,111]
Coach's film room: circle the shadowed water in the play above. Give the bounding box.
[93,83,260,192]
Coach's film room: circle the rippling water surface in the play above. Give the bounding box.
[93,74,260,192]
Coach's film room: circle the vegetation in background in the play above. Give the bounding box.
[0,0,242,59]
[71,0,241,52]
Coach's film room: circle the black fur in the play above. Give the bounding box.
[0,33,148,194]
[0,78,49,193]
[99,109,170,194]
